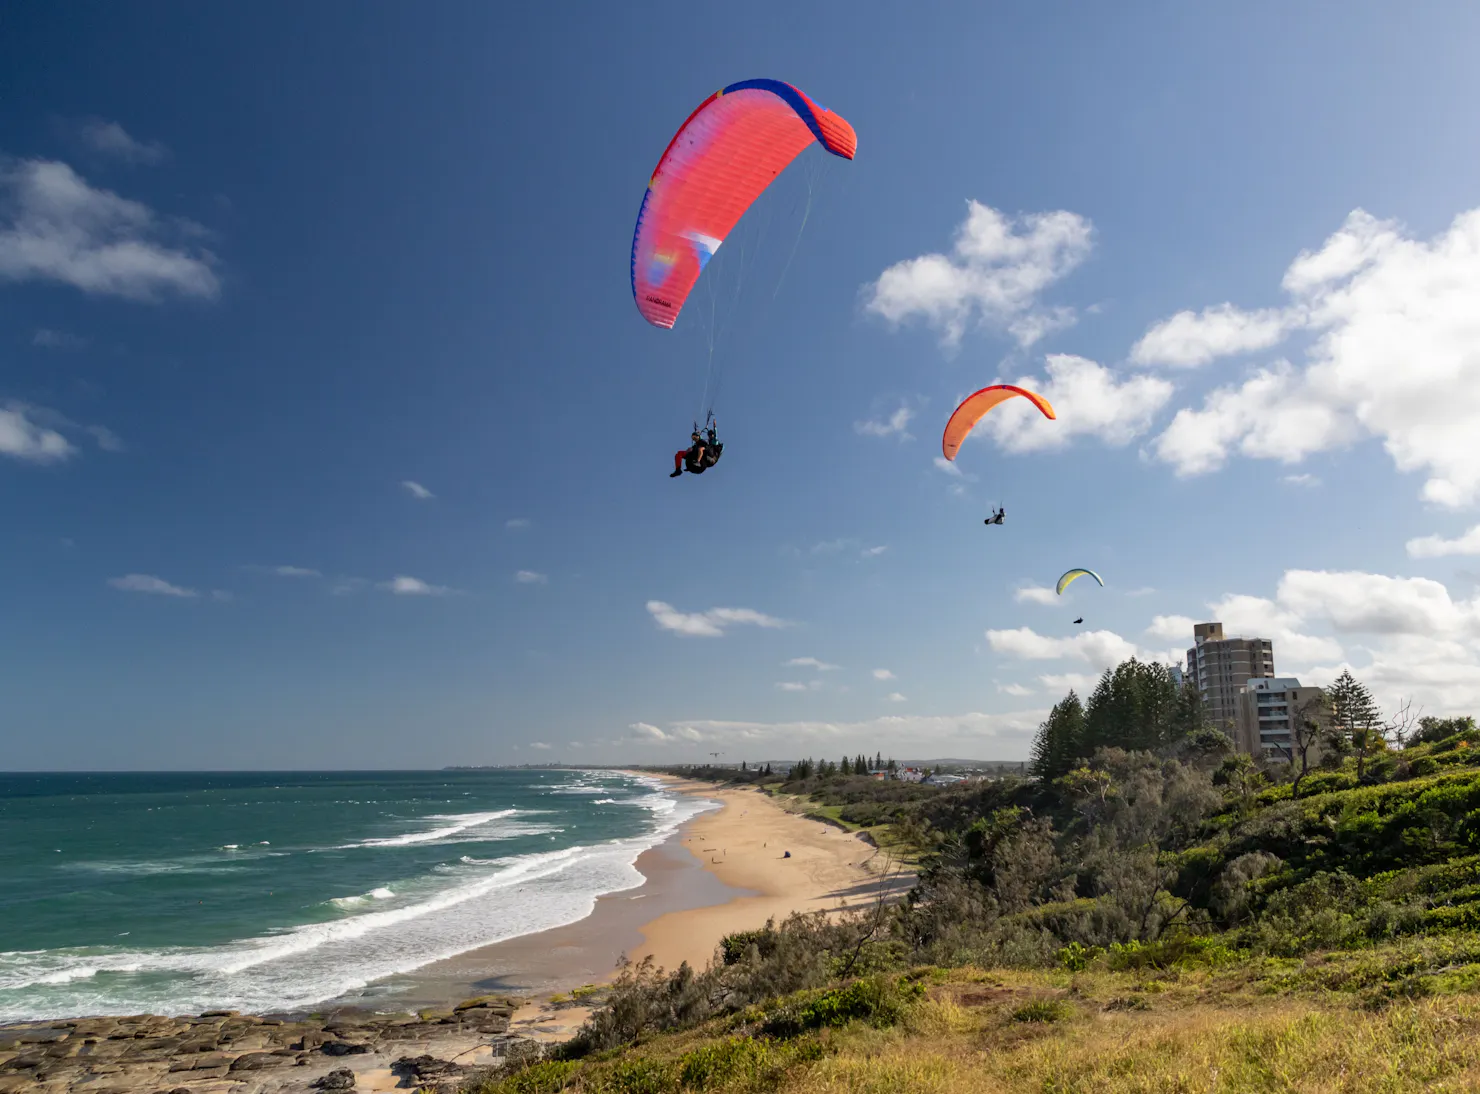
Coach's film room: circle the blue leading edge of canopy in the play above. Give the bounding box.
[629,78,842,307]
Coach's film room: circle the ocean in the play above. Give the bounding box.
[0,769,711,1023]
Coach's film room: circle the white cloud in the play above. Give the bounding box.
[871,668,895,680]
[1130,303,1291,368]
[0,404,75,463]
[861,545,888,558]
[998,682,1033,697]
[505,518,531,530]
[1203,591,1345,663]
[933,457,963,477]
[629,721,669,741]
[777,681,824,693]
[786,657,839,672]
[515,570,548,585]
[31,328,85,350]
[1146,614,1198,642]
[1275,570,1480,639]
[986,627,1151,671]
[854,405,914,439]
[378,575,453,597]
[1407,525,1480,559]
[627,721,705,744]
[79,120,167,165]
[646,601,789,638]
[1037,672,1101,694]
[263,565,320,578]
[1146,207,1480,505]
[884,692,908,703]
[0,159,218,300]
[973,355,1173,454]
[1282,473,1321,487]
[1015,585,1058,606]
[108,573,196,598]
[1152,361,1355,476]
[401,480,434,500]
[865,201,1093,347]
[528,742,552,751]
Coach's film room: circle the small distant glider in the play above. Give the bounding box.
[1073,617,1084,625]
[1056,569,1104,596]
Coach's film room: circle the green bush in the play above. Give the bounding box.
[1056,942,1104,971]
[1010,999,1072,1023]
[759,975,922,1039]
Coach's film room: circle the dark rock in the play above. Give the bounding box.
[320,1041,370,1057]
[14,1029,68,1045]
[230,1051,293,1072]
[391,1054,463,1082]
[293,1031,332,1051]
[312,1067,356,1091]
[198,1010,239,1019]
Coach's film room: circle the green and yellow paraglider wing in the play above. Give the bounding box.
[1056,568,1104,596]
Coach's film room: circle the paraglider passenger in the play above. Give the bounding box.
[671,432,706,478]
[984,507,1005,525]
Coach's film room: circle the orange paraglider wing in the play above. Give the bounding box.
[941,385,1056,460]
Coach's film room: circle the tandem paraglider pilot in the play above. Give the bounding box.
[670,422,722,478]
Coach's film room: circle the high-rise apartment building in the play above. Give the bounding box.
[1233,676,1326,761]
[1185,622,1275,732]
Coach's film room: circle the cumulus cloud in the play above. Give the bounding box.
[785,657,839,671]
[933,457,964,477]
[627,721,704,744]
[262,565,320,578]
[986,627,1154,671]
[854,404,914,439]
[1131,304,1291,368]
[109,573,196,598]
[528,742,552,751]
[0,159,218,300]
[401,480,433,500]
[871,669,895,680]
[1037,672,1101,693]
[1283,473,1321,488]
[865,201,1093,347]
[378,575,453,596]
[1146,614,1198,642]
[1146,207,1480,505]
[1153,361,1355,476]
[861,545,888,558]
[646,600,789,638]
[515,570,548,584]
[79,120,168,165]
[31,328,85,350]
[777,681,823,693]
[0,404,75,463]
[1015,585,1058,606]
[1407,525,1480,559]
[972,355,1173,454]
[998,682,1033,697]
[884,692,908,703]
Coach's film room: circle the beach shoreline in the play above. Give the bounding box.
[0,772,911,1090]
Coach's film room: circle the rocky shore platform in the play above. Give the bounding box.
[0,996,546,1094]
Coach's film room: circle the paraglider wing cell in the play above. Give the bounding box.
[941,385,1056,461]
[631,79,857,330]
[1055,569,1104,596]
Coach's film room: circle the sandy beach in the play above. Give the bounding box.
[390,775,905,1041]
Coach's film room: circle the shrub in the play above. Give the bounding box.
[1056,942,1103,971]
[1010,999,1072,1023]
[759,975,922,1039]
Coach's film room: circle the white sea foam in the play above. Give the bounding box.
[343,809,534,848]
[0,776,714,1023]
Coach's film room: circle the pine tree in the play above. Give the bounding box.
[1030,691,1086,779]
[1081,660,1188,756]
[1327,669,1384,780]
[875,751,883,771]
[741,760,748,771]
[840,755,852,776]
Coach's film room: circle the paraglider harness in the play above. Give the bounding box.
[984,507,1005,526]
[684,414,723,474]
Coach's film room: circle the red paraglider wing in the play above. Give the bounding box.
[941,385,1056,460]
[631,79,856,330]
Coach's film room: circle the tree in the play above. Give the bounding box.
[1407,715,1477,748]
[741,760,748,771]
[1030,691,1086,780]
[1326,670,1384,780]
[1083,660,1193,756]
[1281,691,1332,798]
[840,755,852,776]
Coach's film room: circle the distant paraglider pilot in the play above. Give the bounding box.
[670,422,723,478]
[984,507,1005,526]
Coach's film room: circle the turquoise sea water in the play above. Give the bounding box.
[0,769,709,1022]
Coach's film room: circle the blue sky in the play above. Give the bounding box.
[5,3,1480,769]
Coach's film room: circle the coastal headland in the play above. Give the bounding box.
[0,774,900,1092]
